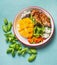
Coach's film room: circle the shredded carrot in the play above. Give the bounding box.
[28,38,33,43]
[34,37,44,43]
[28,37,45,43]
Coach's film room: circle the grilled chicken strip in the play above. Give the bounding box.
[31,9,51,27]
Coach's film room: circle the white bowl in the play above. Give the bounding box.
[13,6,54,47]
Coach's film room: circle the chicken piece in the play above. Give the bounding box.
[31,9,42,25]
[33,14,42,25]
[31,9,51,27]
[39,12,51,27]
[31,9,41,16]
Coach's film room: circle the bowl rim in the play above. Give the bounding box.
[13,6,54,47]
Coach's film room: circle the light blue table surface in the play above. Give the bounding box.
[0,0,57,65]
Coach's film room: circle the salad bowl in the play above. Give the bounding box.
[13,6,54,47]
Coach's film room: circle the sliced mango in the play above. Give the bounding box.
[17,18,34,38]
